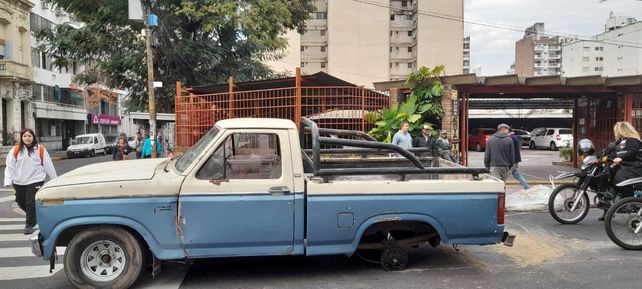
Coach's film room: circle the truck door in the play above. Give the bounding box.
[178,130,296,257]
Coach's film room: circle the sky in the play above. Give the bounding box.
[464,0,641,75]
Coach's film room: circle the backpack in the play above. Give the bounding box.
[14,144,45,165]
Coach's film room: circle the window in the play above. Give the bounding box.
[300,46,305,52]
[31,48,40,67]
[41,52,47,69]
[402,1,407,7]
[321,62,326,68]
[407,47,412,53]
[390,14,395,21]
[197,133,282,180]
[310,12,326,19]
[175,128,220,173]
[546,130,554,136]
[595,67,603,72]
[408,31,412,37]
[320,46,326,52]
[320,30,325,36]
[0,42,5,60]
[596,57,603,61]
[32,84,42,100]
[583,47,590,52]
[407,63,413,69]
[582,57,590,62]
[406,15,413,21]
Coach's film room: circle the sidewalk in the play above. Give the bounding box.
[0,151,67,168]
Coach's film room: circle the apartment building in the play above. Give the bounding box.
[562,13,641,77]
[30,1,125,150]
[0,0,34,146]
[514,23,569,77]
[267,0,464,86]
[463,36,470,73]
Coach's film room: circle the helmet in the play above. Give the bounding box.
[578,139,595,156]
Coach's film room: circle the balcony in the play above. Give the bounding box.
[390,1,418,11]
[391,19,416,29]
[0,60,32,81]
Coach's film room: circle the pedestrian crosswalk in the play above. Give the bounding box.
[0,194,189,288]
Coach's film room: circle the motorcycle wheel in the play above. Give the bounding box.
[604,197,642,250]
[548,184,590,224]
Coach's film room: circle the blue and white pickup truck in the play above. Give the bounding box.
[31,118,513,289]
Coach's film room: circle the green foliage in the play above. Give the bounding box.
[559,148,573,161]
[38,0,315,112]
[367,65,445,141]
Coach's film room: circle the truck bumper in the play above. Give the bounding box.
[502,231,516,247]
[30,233,43,257]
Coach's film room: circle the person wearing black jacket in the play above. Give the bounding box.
[113,135,133,161]
[612,121,642,197]
[412,125,436,157]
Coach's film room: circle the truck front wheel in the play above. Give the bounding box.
[64,226,144,289]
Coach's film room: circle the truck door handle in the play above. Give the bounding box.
[269,186,291,195]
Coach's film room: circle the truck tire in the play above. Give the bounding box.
[380,247,408,271]
[64,226,144,289]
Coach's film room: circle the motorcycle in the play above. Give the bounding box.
[604,177,642,250]
[548,140,618,224]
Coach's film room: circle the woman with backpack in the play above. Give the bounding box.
[3,129,58,234]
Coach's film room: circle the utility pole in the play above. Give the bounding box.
[144,2,157,158]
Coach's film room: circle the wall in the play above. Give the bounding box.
[515,37,535,77]
[417,0,464,76]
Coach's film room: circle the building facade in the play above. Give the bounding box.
[30,0,88,150]
[0,0,34,146]
[562,13,641,77]
[514,23,568,77]
[267,0,464,86]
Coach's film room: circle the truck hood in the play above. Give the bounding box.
[43,158,168,189]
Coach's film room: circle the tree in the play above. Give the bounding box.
[37,0,315,112]
[367,65,445,142]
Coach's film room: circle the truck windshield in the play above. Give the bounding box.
[174,127,220,173]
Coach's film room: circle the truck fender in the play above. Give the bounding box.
[41,216,165,261]
[348,213,448,254]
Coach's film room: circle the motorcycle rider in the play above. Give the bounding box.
[612,121,642,199]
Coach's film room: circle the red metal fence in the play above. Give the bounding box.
[175,82,390,149]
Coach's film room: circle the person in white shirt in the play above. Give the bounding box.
[4,129,57,234]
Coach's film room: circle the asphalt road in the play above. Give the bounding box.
[0,153,640,288]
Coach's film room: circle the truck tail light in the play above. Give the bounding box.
[556,135,561,140]
[497,193,505,224]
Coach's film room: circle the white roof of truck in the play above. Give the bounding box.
[215,118,297,130]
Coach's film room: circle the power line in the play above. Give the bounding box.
[349,0,642,49]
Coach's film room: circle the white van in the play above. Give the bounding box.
[66,133,107,158]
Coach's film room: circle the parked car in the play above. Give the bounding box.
[511,129,531,147]
[66,133,107,158]
[32,118,513,288]
[104,136,118,154]
[530,127,547,138]
[468,128,496,152]
[128,136,137,148]
[529,128,573,150]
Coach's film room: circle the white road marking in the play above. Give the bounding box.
[0,247,65,258]
[0,196,15,203]
[0,224,27,231]
[0,218,24,222]
[0,234,34,242]
[0,265,63,280]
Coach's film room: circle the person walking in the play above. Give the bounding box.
[509,130,529,189]
[3,129,57,234]
[141,133,162,159]
[134,131,143,159]
[435,130,455,162]
[113,135,133,161]
[413,124,436,157]
[484,124,515,181]
[392,122,413,149]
